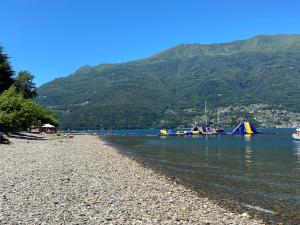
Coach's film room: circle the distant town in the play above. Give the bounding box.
[218,104,300,128]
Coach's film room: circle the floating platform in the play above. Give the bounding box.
[159,126,224,136]
[159,121,272,136]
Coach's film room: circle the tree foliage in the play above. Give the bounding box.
[0,86,58,131]
[0,46,14,94]
[0,44,58,131]
[14,70,37,99]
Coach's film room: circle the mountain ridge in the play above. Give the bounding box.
[37,34,300,129]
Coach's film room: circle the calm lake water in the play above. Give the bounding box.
[101,128,300,224]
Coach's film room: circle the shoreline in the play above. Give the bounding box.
[0,134,263,224]
[104,137,279,224]
[103,133,300,225]
[106,139,282,224]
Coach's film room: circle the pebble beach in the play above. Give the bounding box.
[0,134,264,224]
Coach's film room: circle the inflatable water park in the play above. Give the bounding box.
[159,121,262,136]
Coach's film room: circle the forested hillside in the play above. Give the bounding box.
[37,34,300,129]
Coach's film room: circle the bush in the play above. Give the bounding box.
[0,86,58,131]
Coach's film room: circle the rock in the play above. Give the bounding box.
[241,212,250,218]
[0,135,264,225]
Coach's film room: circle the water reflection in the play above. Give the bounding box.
[106,129,300,223]
[245,145,253,173]
[244,134,252,141]
[293,140,300,160]
[244,135,253,173]
[204,136,209,158]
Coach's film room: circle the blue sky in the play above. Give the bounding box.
[1,0,300,86]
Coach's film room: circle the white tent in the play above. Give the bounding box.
[42,124,55,128]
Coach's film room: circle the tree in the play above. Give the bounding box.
[14,70,37,99]
[0,86,58,131]
[0,46,14,94]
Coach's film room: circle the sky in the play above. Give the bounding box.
[1,0,300,86]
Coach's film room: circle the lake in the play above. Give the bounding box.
[100,128,300,224]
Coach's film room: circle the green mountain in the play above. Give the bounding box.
[37,34,300,129]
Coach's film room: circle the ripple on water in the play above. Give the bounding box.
[104,128,300,224]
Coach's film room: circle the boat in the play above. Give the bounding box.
[292,128,300,140]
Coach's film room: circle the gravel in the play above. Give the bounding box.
[0,135,264,224]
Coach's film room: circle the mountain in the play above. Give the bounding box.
[37,34,300,129]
